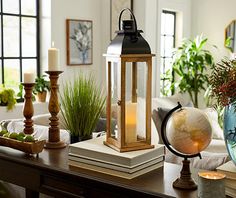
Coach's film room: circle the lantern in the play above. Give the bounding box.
[104,8,155,152]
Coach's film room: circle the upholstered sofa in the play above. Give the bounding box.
[0,93,229,197]
[1,93,229,171]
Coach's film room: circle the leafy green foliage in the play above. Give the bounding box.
[169,35,214,107]
[60,74,106,138]
[33,75,50,94]
[0,87,16,110]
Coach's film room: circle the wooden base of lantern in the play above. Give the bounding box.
[104,137,154,152]
[22,83,35,135]
[44,71,66,149]
[173,159,197,190]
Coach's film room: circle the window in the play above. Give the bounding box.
[160,10,176,96]
[0,0,40,88]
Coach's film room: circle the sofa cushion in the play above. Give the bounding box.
[6,120,70,144]
[165,149,229,170]
[202,108,224,140]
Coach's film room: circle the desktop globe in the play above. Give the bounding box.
[161,103,212,190]
[166,107,212,155]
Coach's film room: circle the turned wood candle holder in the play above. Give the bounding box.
[45,71,66,149]
[22,83,35,135]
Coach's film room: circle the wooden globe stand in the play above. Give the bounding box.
[173,158,197,190]
[44,71,66,149]
[22,83,35,135]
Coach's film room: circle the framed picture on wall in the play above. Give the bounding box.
[66,19,93,65]
[110,0,133,40]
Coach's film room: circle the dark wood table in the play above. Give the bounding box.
[0,146,198,198]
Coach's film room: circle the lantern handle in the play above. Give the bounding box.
[118,8,137,33]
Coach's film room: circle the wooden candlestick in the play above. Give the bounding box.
[45,71,66,149]
[22,83,35,134]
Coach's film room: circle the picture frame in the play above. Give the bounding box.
[66,19,93,65]
[225,20,236,53]
[110,0,133,40]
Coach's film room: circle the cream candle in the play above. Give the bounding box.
[198,171,226,198]
[48,43,59,71]
[125,103,137,143]
[24,72,35,83]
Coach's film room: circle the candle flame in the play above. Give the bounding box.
[52,41,54,47]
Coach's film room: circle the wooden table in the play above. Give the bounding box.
[0,146,198,198]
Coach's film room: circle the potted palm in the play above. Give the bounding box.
[167,35,214,107]
[60,74,106,143]
[33,75,50,102]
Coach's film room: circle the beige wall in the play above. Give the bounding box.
[50,0,107,87]
[191,0,236,62]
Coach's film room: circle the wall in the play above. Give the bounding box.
[50,0,105,87]
[191,0,236,62]
[134,0,191,97]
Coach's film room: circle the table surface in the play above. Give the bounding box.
[0,145,198,198]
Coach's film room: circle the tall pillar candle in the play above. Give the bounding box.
[125,103,137,143]
[48,47,59,71]
[24,72,35,83]
[198,171,226,198]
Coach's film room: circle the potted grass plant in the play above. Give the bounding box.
[60,74,106,143]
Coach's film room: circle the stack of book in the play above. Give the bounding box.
[68,136,165,179]
[216,161,236,198]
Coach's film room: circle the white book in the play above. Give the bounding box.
[226,186,236,198]
[225,178,236,189]
[68,154,164,173]
[217,161,236,180]
[68,160,164,179]
[69,136,165,167]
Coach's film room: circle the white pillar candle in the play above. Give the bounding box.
[24,72,35,83]
[198,171,226,198]
[125,103,137,143]
[48,46,60,71]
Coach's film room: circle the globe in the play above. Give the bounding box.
[166,107,212,155]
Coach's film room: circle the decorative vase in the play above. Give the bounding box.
[36,91,47,102]
[223,102,236,165]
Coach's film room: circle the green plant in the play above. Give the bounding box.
[33,75,50,94]
[60,74,106,140]
[209,58,236,107]
[0,87,16,110]
[167,35,214,107]
[16,84,24,102]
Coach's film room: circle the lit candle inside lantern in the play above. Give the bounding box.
[125,103,137,143]
[48,42,60,71]
[23,72,35,83]
[198,171,225,198]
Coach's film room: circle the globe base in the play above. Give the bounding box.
[173,159,197,190]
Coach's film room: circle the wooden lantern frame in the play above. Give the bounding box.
[104,53,155,152]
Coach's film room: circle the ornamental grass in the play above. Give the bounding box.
[60,74,106,138]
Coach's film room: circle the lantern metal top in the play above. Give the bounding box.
[107,8,151,55]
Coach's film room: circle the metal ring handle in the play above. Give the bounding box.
[118,8,137,32]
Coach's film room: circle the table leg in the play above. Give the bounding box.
[26,188,39,198]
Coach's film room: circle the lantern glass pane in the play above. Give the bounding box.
[125,62,147,144]
[110,61,119,140]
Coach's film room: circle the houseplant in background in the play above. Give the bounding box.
[60,74,106,143]
[0,86,16,111]
[209,58,236,165]
[16,84,24,103]
[167,35,214,107]
[33,75,50,102]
